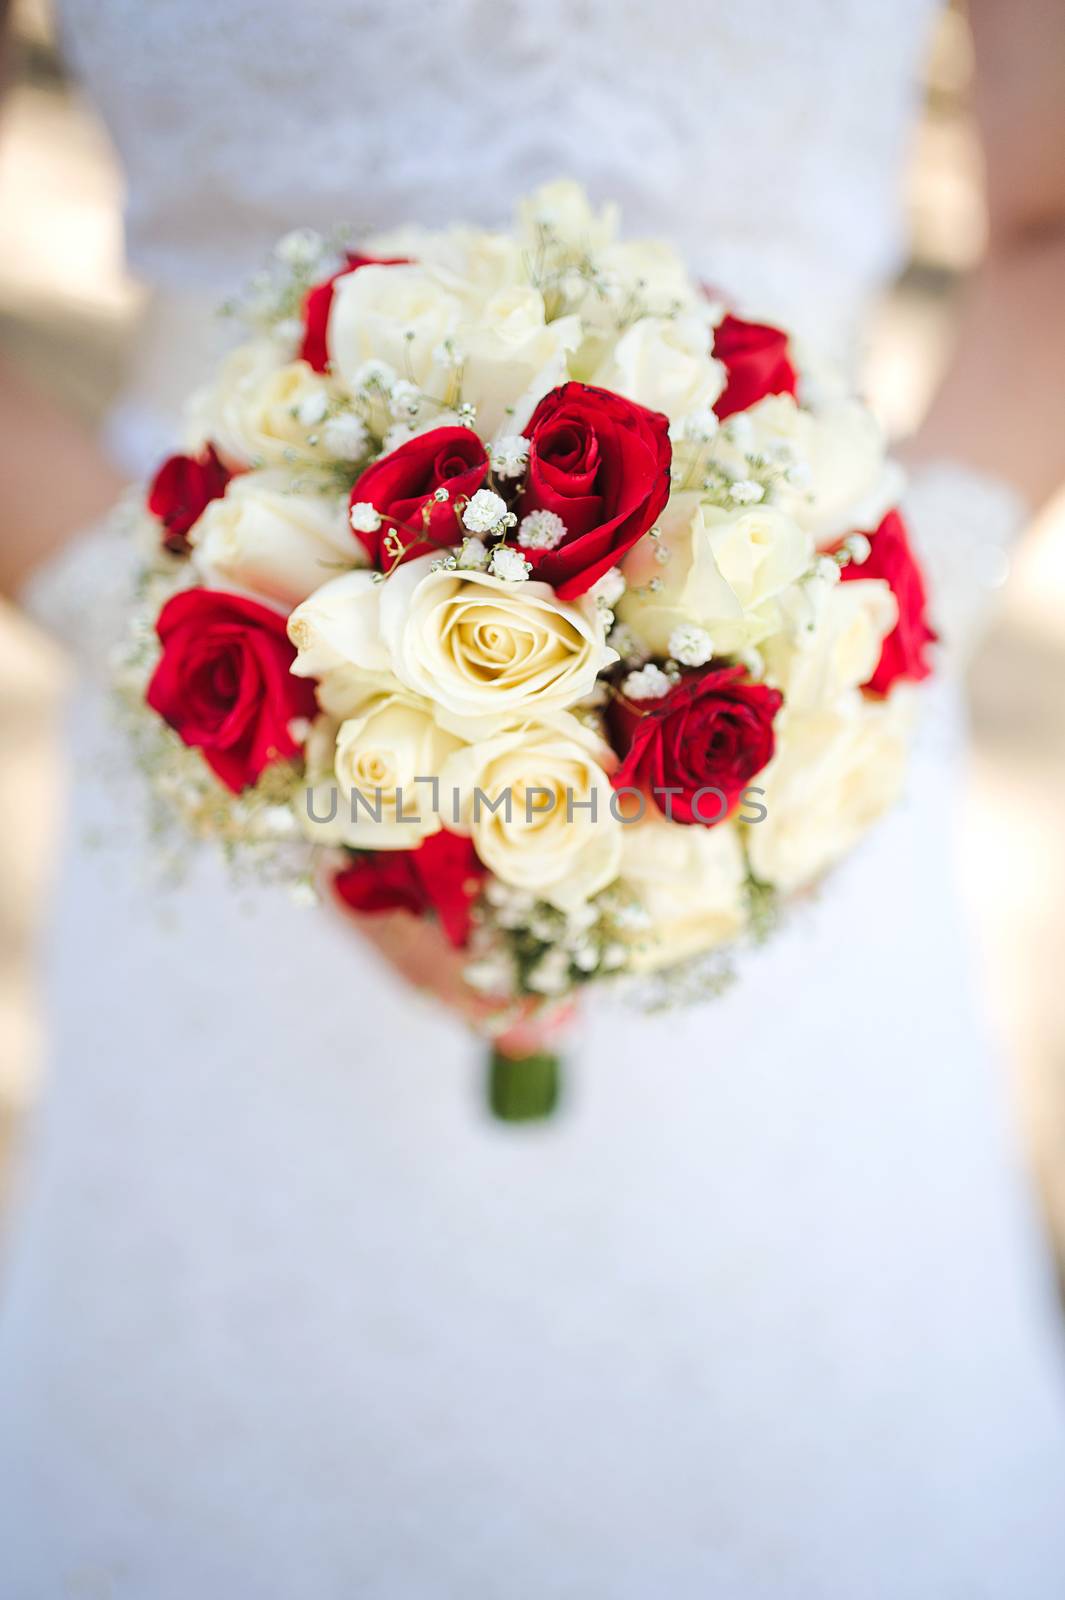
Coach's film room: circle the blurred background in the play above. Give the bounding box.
[1,0,1064,1246]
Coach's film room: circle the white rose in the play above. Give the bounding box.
[378,556,616,733]
[329,263,576,437]
[442,712,621,910]
[303,689,463,849]
[443,227,526,297]
[599,237,697,312]
[619,498,813,655]
[516,179,619,257]
[191,342,342,468]
[456,286,581,436]
[288,569,391,680]
[514,183,703,367]
[183,340,277,453]
[369,224,525,302]
[190,471,355,607]
[617,812,748,971]
[744,691,915,893]
[328,262,464,404]
[712,393,892,541]
[360,222,439,261]
[594,312,724,422]
[571,239,703,379]
[311,663,402,722]
[761,577,898,712]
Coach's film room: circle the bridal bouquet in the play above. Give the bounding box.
[120,181,934,1113]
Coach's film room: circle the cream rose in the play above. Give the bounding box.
[443,712,621,910]
[289,556,616,735]
[761,577,898,712]
[377,556,615,732]
[744,691,914,893]
[312,663,399,721]
[302,689,463,849]
[617,812,748,972]
[619,498,813,655]
[190,471,355,608]
[594,312,724,423]
[191,342,343,468]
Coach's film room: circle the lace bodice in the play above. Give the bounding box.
[58,0,937,352]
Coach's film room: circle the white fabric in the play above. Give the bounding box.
[55,0,933,354]
[5,2,1065,1595]
[903,460,1027,663]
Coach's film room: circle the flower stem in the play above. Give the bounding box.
[486,1045,562,1123]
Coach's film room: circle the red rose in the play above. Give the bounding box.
[613,664,782,826]
[839,509,936,695]
[333,829,485,948]
[349,426,489,567]
[516,383,671,599]
[147,445,231,555]
[298,252,408,373]
[712,313,798,420]
[146,589,317,793]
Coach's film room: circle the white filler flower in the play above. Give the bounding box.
[668,624,714,667]
[589,567,626,607]
[518,510,567,550]
[489,546,532,582]
[350,501,382,534]
[322,413,369,460]
[463,489,509,534]
[623,663,673,700]
[490,435,531,478]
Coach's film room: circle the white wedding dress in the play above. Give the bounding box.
[3,2,1065,1595]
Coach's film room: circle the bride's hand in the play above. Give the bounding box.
[340,907,575,1057]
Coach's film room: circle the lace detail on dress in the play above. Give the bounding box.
[57,0,937,354]
[19,511,140,674]
[903,460,1028,670]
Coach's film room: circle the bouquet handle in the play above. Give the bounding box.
[486,1045,562,1122]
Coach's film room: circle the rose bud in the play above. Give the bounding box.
[147,445,231,555]
[839,509,935,694]
[712,313,798,420]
